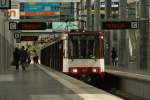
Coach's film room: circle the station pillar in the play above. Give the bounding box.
[105,0,112,65]
[139,0,150,69]
[118,0,129,67]
[79,0,85,30]
[94,0,100,31]
[86,0,92,31]
[0,10,14,72]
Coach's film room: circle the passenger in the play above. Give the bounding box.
[33,50,39,64]
[111,47,118,66]
[13,47,20,70]
[26,48,31,66]
[20,46,28,71]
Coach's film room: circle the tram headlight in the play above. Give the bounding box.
[92,68,97,73]
[72,69,78,73]
[101,36,104,39]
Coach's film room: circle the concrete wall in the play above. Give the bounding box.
[0,10,14,72]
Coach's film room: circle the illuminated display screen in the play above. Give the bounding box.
[20,2,60,16]
[18,22,47,30]
[102,21,138,29]
[21,36,38,41]
[21,2,60,12]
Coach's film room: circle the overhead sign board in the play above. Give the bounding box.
[102,21,138,30]
[0,0,11,9]
[20,0,80,2]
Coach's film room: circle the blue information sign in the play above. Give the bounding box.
[20,2,60,12]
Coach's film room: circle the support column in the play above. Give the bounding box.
[86,0,92,31]
[139,0,149,69]
[105,0,112,65]
[94,0,100,31]
[80,0,85,30]
[0,20,2,72]
[105,0,111,19]
[74,2,77,22]
[0,10,5,72]
[0,10,12,72]
[134,2,140,69]
[76,2,79,28]
[118,0,128,67]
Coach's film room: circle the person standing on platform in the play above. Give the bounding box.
[111,47,118,66]
[13,47,20,70]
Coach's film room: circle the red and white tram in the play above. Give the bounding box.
[41,30,105,79]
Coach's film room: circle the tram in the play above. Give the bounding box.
[41,30,105,80]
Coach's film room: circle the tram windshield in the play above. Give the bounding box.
[68,35,100,59]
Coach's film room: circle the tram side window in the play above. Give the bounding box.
[87,40,95,58]
[72,40,79,58]
[80,40,86,58]
[69,39,79,58]
[69,38,80,58]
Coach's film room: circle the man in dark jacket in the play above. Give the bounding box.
[20,46,28,71]
[13,47,20,70]
[111,47,118,66]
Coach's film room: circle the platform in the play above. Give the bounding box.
[106,66,150,100]
[106,66,150,82]
[0,64,123,100]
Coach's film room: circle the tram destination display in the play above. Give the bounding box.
[102,21,138,29]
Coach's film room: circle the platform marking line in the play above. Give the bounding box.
[37,65,123,100]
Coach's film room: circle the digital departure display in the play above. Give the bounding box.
[21,36,38,41]
[102,21,138,30]
[18,22,47,30]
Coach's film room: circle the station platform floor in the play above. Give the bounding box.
[0,64,123,100]
[106,66,150,82]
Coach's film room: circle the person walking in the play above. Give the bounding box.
[13,47,20,70]
[26,48,31,65]
[111,47,118,66]
[33,50,39,64]
[20,46,28,71]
